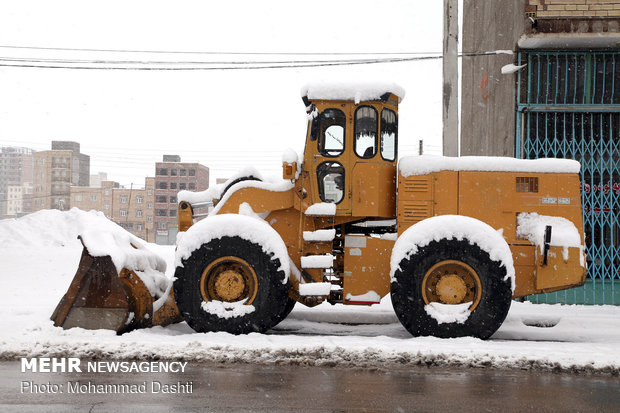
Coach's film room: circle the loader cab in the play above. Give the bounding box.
[301,84,402,218]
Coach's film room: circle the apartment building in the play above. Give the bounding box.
[33,141,90,212]
[71,179,156,242]
[154,155,209,244]
[0,146,34,218]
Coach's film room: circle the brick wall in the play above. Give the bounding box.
[527,0,620,17]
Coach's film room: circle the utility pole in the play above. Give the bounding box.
[443,0,459,157]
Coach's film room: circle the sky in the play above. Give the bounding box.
[0,1,446,187]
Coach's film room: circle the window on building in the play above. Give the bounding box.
[104,202,109,210]
[156,209,167,217]
[188,183,196,190]
[136,196,143,204]
[104,188,110,196]
[169,196,176,203]
[147,202,153,209]
[170,182,177,190]
[189,169,196,177]
[179,183,186,190]
[158,168,168,176]
[120,195,128,203]
[90,195,97,202]
[136,224,143,231]
[147,216,152,222]
[171,169,177,176]
[169,209,177,217]
[156,195,167,203]
[75,194,82,201]
[158,222,167,230]
[147,189,152,195]
[180,169,187,176]
[120,209,128,217]
[158,182,167,190]
[316,108,346,157]
[136,210,143,217]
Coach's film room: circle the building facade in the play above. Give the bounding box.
[154,155,209,244]
[33,141,90,212]
[0,146,34,218]
[71,179,156,242]
[462,0,620,304]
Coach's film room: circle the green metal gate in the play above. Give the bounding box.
[516,51,620,305]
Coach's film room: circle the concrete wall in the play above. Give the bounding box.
[460,0,528,156]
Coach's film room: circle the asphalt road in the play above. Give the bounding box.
[1,360,618,412]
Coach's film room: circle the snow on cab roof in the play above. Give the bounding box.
[301,82,405,104]
[399,155,580,177]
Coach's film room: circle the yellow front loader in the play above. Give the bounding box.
[53,83,586,339]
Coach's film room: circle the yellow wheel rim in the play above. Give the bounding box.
[421,260,482,311]
[200,256,258,305]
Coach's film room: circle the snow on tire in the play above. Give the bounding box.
[390,239,512,339]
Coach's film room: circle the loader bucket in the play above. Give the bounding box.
[51,236,181,334]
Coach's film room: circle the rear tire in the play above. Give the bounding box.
[391,239,512,339]
[174,236,289,334]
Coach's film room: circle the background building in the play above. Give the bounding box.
[154,155,209,244]
[33,141,90,212]
[71,179,156,242]
[0,146,34,218]
[461,0,620,304]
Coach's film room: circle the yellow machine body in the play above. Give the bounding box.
[178,92,586,307]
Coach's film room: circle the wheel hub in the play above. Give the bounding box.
[422,260,482,311]
[200,256,258,305]
[435,274,467,304]
[213,270,246,301]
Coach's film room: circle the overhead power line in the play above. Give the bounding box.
[0,51,513,71]
[0,44,442,56]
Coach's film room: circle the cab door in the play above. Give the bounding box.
[307,103,352,215]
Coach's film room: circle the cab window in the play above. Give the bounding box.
[317,109,346,157]
[317,162,345,204]
[381,109,397,161]
[354,106,378,159]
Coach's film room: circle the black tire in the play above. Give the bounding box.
[391,239,512,339]
[271,297,296,326]
[220,176,261,199]
[174,236,290,334]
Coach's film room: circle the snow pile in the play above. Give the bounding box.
[0,208,106,248]
[0,208,169,298]
[301,81,405,104]
[201,299,255,319]
[425,302,472,324]
[517,212,584,263]
[399,155,580,177]
[175,213,290,282]
[305,202,337,216]
[390,215,515,291]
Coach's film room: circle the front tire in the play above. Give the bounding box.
[174,236,289,334]
[391,239,512,339]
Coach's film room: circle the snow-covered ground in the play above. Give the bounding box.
[1,210,619,374]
